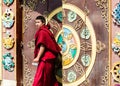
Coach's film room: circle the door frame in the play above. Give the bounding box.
[0,0,2,80]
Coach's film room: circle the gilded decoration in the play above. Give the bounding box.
[23,0,46,10]
[96,40,106,54]
[0,0,2,80]
[100,66,109,86]
[23,54,33,86]
[23,5,33,86]
[3,0,14,6]
[3,31,15,50]
[23,6,32,33]
[112,33,120,57]
[95,0,109,31]
[74,18,84,31]
[27,39,35,50]
[2,8,15,29]
[80,41,92,51]
[112,62,120,83]
[2,53,15,72]
[62,4,96,86]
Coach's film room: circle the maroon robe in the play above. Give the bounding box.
[32,25,61,86]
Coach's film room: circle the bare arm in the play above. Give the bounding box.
[33,44,45,62]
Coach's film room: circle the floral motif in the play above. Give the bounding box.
[68,11,77,22]
[67,70,77,82]
[112,62,120,83]
[112,33,120,56]
[81,54,91,67]
[2,53,15,72]
[2,9,15,28]
[3,0,14,6]
[3,31,15,49]
[80,27,91,39]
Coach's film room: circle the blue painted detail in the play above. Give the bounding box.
[68,11,77,22]
[112,2,120,25]
[3,0,14,6]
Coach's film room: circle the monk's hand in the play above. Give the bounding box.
[32,57,39,66]
[33,57,39,62]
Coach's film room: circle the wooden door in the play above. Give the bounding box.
[61,0,109,86]
[22,0,62,86]
[22,0,109,86]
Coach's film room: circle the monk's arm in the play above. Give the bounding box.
[33,44,45,62]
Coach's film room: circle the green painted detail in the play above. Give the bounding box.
[70,49,77,58]
[81,27,91,39]
[68,11,77,22]
[2,53,15,72]
[57,11,62,22]
[81,54,91,67]
[57,34,63,44]
[3,0,14,6]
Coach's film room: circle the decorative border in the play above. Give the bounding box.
[0,0,2,80]
[56,25,80,69]
[47,7,62,21]
[63,3,96,86]
[95,0,109,31]
[23,54,33,86]
[108,0,111,86]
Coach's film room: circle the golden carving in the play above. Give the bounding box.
[23,0,39,10]
[96,40,106,53]
[0,0,2,80]
[27,39,35,49]
[63,4,96,86]
[95,0,109,31]
[80,42,92,51]
[74,18,84,31]
[23,54,33,86]
[23,6,32,33]
[112,62,120,83]
[101,66,109,86]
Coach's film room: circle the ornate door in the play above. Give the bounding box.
[22,0,62,86]
[60,0,109,86]
[22,0,109,86]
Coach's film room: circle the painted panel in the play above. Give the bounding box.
[61,0,109,86]
[111,0,120,86]
[0,0,2,80]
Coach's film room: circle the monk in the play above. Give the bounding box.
[32,15,61,86]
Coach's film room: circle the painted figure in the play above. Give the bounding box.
[32,16,61,86]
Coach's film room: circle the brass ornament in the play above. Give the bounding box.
[96,40,106,53]
[2,9,15,29]
[95,0,109,31]
[3,31,15,49]
[112,62,120,83]
[3,0,14,6]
